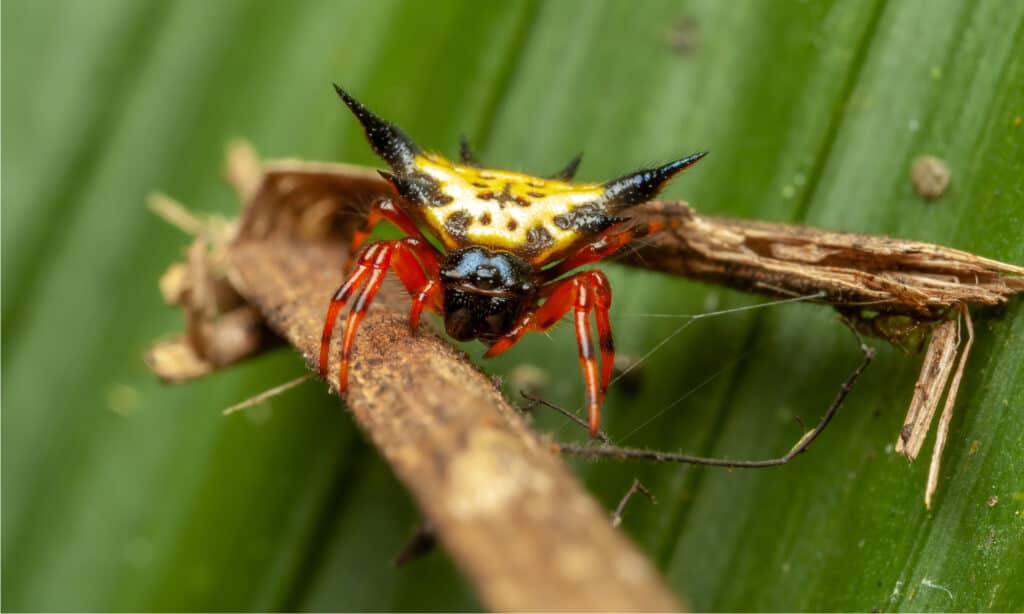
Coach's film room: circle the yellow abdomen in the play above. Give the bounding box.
[413,154,609,264]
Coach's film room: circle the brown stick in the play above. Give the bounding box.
[218,145,681,611]
[231,243,679,611]
[621,201,1024,318]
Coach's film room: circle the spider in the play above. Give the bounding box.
[320,84,706,436]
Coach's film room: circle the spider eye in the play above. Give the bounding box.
[473,264,501,289]
[440,247,534,292]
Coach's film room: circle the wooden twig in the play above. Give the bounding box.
[559,336,875,468]
[154,144,681,612]
[622,201,1024,318]
[520,390,612,443]
[221,374,313,415]
[611,479,656,528]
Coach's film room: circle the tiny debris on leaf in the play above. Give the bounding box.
[987,495,998,508]
[911,155,951,201]
[665,15,699,54]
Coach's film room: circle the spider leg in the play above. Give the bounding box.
[557,329,876,468]
[336,248,391,391]
[544,218,672,281]
[320,237,442,393]
[573,284,603,437]
[346,197,429,272]
[319,258,374,376]
[590,272,614,394]
[486,270,614,437]
[390,236,443,329]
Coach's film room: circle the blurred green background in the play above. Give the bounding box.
[3,0,1022,611]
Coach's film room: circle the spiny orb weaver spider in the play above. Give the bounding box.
[320,84,706,436]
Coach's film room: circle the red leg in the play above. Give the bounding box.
[336,248,391,391]
[573,286,603,437]
[486,270,614,436]
[389,237,443,328]
[319,258,374,375]
[590,273,614,394]
[320,237,442,393]
[544,219,669,280]
[346,197,430,271]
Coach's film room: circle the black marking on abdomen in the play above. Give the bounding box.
[525,225,555,254]
[481,182,529,209]
[384,170,453,206]
[552,203,622,234]
[444,210,473,240]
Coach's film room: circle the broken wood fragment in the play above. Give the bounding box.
[897,317,961,461]
[923,309,974,510]
[622,201,1023,319]
[145,194,275,382]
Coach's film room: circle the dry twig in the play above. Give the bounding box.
[622,201,1023,318]
[611,479,657,528]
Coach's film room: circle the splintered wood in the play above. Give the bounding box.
[622,201,1023,317]
[147,144,1023,608]
[892,309,975,508]
[924,311,973,510]
[619,202,1021,508]
[145,194,272,382]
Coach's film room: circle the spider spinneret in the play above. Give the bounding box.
[320,84,706,436]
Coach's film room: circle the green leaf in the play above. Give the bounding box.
[3,0,1021,611]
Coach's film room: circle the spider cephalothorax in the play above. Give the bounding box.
[320,84,706,435]
[439,247,538,342]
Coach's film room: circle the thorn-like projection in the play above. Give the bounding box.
[459,135,480,167]
[601,151,707,209]
[333,83,421,174]
[550,153,583,181]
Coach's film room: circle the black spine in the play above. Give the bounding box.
[600,151,707,209]
[334,84,421,174]
[550,152,583,181]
